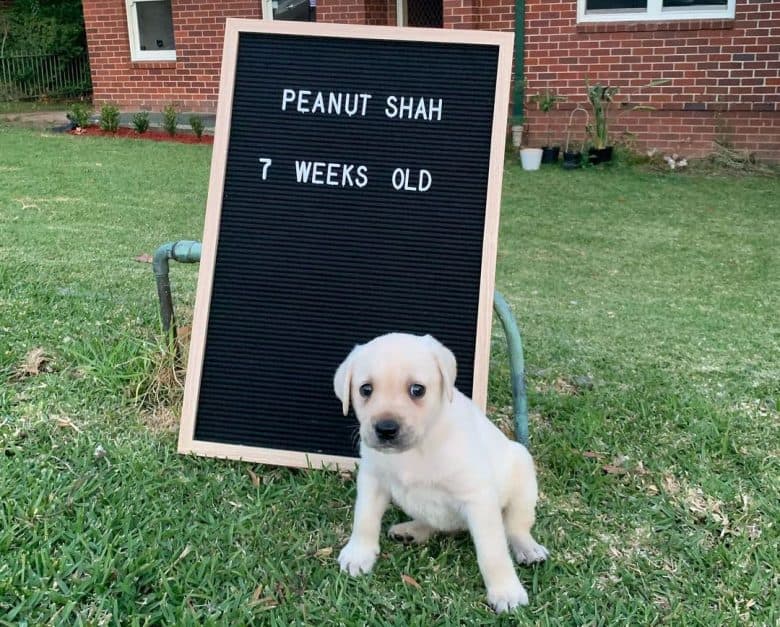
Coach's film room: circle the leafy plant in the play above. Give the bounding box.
[99,103,120,133]
[162,103,178,136]
[530,89,566,147]
[188,114,204,140]
[66,101,92,128]
[1,0,86,58]
[584,78,668,150]
[584,82,619,150]
[131,110,150,134]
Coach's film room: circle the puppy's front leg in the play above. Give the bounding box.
[465,501,528,612]
[338,467,389,576]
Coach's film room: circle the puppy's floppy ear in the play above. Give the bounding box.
[334,345,361,416]
[424,335,456,403]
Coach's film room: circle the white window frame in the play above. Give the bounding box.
[577,0,735,23]
[126,0,176,62]
[261,0,317,21]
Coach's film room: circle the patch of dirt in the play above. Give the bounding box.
[139,404,180,433]
[69,125,213,145]
[138,329,190,433]
[534,374,594,396]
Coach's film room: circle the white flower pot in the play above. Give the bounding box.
[520,148,543,171]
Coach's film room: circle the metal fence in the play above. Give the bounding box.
[0,52,91,101]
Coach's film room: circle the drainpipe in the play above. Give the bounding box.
[511,0,526,149]
[153,240,202,337]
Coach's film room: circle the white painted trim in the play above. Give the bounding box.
[577,0,735,23]
[125,0,177,62]
[261,0,273,20]
[396,0,407,26]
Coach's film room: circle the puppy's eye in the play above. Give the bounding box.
[359,383,373,398]
[409,383,426,399]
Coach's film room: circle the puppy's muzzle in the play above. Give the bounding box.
[366,415,412,452]
[374,418,400,442]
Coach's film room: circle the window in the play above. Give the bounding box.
[578,0,735,22]
[262,0,316,21]
[396,0,444,27]
[126,0,176,61]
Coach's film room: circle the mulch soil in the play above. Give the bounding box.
[69,125,213,145]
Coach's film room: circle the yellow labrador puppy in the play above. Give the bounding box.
[334,333,548,612]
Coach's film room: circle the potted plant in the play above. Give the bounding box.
[585,81,618,164]
[562,106,589,170]
[530,89,566,163]
[584,78,669,165]
[519,145,543,171]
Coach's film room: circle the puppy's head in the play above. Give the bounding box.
[334,333,457,453]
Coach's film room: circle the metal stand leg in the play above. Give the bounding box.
[151,242,530,447]
[493,291,529,448]
[153,240,202,337]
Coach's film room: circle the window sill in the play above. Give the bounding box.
[576,18,734,32]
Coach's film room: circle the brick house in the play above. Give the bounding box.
[82,1,779,159]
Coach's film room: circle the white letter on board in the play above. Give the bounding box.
[385,96,398,118]
[297,90,311,113]
[355,165,368,188]
[282,89,296,111]
[311,91,326,114]
[418,169,432,191]
[311,161,326,184]
[429,98,443,121]
[258,158,272,180]
[359,93,372,116]
[328,92,343,115]
[295,160,313,183]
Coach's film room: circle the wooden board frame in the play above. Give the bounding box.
[178,19,514,470]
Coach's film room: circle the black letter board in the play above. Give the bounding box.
[179,20,513,469]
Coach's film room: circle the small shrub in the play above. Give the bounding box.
[188,114,204,140]
[99,104,120,133]
[162,104,178,136]
[67,102,92,128]
[132,111,150,134]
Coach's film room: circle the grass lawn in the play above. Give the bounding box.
[1,125,778,625]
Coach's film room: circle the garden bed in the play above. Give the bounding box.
[69,125,213,144]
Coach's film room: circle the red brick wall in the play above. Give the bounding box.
[521,0,780,159]
[83,0,261,113]
[316,1,367,24]
[83,0,779,158]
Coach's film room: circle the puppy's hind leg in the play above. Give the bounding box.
[504,444,549,565]
[388,520,435,544]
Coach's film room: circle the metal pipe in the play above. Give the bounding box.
[511,0,526,147]
[151,242,530,446]
[493,290,529,448]
[153,240,202,336]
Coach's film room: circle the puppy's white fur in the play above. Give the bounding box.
[334,333,548,612]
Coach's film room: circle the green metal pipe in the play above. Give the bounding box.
[150,242,531,447]
[153,240,202,336]
[493,290,529,448]
[512,0,526,126]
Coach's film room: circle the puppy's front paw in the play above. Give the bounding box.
[338,540,378,576]
[487,577,529,613]
[511,536,549,565]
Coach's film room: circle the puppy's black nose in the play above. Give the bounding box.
[374,419,400,441]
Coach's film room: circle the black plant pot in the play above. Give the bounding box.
[588,146,614,164]
[562,150,582,170]
[541,146,561,164]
